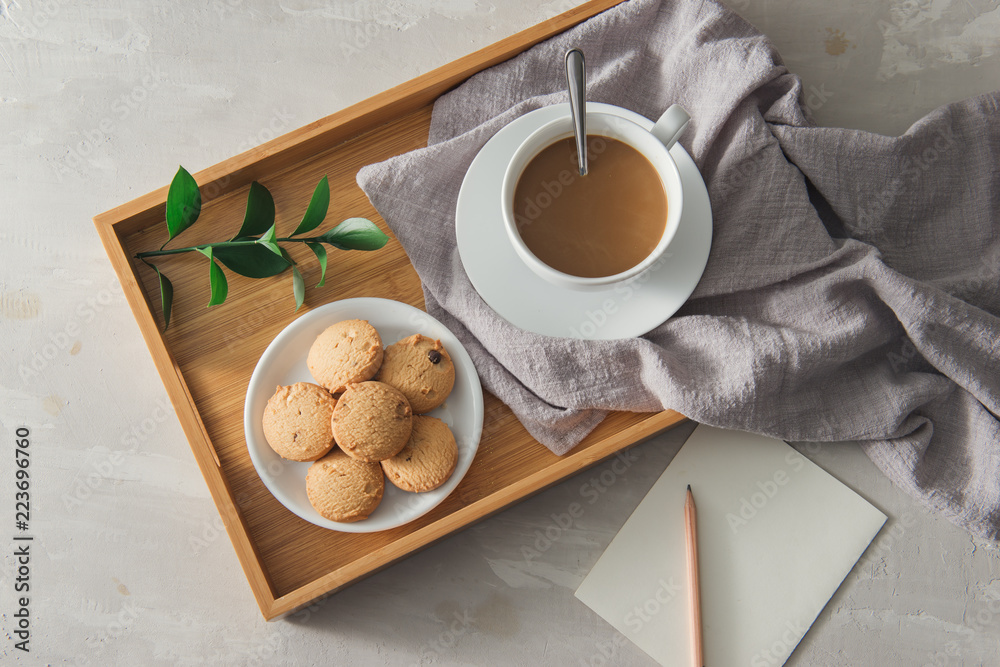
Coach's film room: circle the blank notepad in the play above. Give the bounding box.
[575,425,886,667]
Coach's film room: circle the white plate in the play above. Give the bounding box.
[243,298,484,533]
[456,102,713,339]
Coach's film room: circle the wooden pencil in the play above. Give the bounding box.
[685,484,704,667]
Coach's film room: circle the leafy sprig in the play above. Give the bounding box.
[136,166,388,329]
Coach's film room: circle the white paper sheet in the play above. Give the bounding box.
[575,424,886,667]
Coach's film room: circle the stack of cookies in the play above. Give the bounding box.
[260,319,459,523]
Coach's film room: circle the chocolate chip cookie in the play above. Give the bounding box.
[375,334,455,413]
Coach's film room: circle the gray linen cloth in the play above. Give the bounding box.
[357,0,1000,539]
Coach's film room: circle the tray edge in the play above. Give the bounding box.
[265,410,688,620]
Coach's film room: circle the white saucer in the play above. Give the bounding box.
[456,102,713,340]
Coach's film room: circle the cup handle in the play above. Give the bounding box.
[650,104,690,150]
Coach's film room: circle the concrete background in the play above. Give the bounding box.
[1,0,999,665]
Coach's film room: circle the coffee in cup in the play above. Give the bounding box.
[512,134,666,278]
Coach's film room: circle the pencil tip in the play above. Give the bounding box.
[687,484,692,492]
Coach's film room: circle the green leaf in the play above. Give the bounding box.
[233,181,275,240]
[154,265,173,329]
[306,242,328,287]
[213,244,291,278]
[260,241,282,256]
[292,265,305,312]
[165,166,202,243]
[196,247,213,260]
[318,217,388,251]
[207,259,228,307]
[256,224,282,256]
[292,176,330,236]
[259,224,276,244]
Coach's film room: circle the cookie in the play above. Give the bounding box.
[331,381,412,462]
[375,334,456,413]
[306,449,384,522]
[381,416,459,493]
[307,319,383,394]
[261,382,336,462]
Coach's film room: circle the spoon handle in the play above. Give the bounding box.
[565,48,587,176]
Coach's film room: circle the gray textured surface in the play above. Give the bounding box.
[1,1,999,665]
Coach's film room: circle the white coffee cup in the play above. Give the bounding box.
[501,104,690,291]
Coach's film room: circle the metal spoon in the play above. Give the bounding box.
[565,48,587,176]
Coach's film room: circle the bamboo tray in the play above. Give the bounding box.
[94,0,686,620]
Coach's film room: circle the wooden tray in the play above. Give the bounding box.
[94,0,686,620]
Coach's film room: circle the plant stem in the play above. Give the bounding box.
[135,237,322,259]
